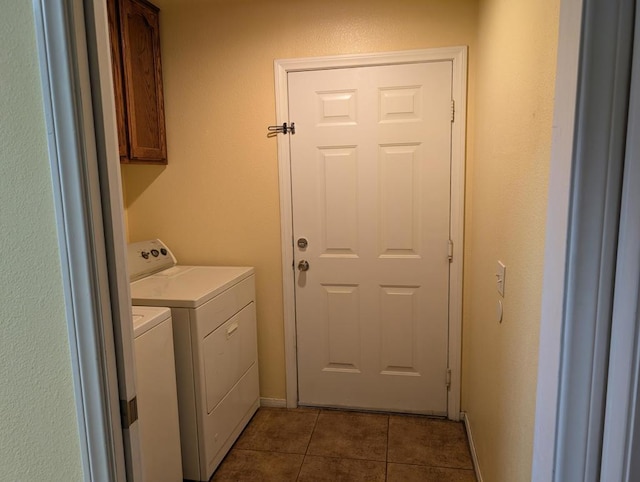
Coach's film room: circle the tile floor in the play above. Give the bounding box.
[211,408,477,481]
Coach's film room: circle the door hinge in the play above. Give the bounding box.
[120,397,138,429]
[451,99,455,123]
[447,239,454,262]
[446,368,452,389]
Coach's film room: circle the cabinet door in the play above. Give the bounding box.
[120,0,167,163]
[107,0,129,158]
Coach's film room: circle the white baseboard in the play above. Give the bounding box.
[260,397,287,408]
[462,412,483,482]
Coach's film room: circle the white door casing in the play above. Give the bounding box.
[33,0,138,479]
[290,62,452,414]
[275,48,467,420]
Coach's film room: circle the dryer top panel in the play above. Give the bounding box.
[130,265,254,309]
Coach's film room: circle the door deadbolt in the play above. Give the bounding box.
[298,260,310,271]
[297,238,308,249]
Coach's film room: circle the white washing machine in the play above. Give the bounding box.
[128,239,260,482]
[131,306,182,482]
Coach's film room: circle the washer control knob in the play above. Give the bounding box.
[141,251,150,260]
[160,248,167,256]
[151,249,159,257]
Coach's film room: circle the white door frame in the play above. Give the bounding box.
[533,0,640,479]
[33,0,139,480]
[274,47,468,420]
[531,0,583,476]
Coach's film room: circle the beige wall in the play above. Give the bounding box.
[0,2,83,479]
[122,0,479,400]
[462,0,560,480]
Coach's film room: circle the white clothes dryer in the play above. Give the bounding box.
[128,240,260,482]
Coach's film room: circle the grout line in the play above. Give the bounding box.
[296,410,320,480]
[295,454,306,481]
[305,409,321,455]
[233,447,308,455]
[297,453,387,463]
[387,460,476,471]
[385,415,390,481]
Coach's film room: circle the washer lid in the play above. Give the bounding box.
[131,306,171,337]
[130,265,254,309]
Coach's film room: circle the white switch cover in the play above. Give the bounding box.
[496,261,506,297]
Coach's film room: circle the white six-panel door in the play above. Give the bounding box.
[289,61,453,414]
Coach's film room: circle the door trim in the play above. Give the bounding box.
[274,47,467,420]
[33,0,141,479]
[32,0,129,479]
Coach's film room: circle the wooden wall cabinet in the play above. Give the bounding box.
[108,0,167,164]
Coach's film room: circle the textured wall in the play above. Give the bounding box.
[461,0,560,479]
[0,2,83,480]
[122,0,479,400]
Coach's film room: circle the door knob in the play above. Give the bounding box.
[298,260,310,271]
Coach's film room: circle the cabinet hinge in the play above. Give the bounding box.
[451,99,455,123]
[446,368,452,389]
[447,239,454,262]
[120,397,138,429]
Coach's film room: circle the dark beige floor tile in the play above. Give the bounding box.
[307,410,388,461]
[388,416,473,469]
[297,455,386,482]
[234,407,319,454]
[387,463,477,482]
[211,449,304,481]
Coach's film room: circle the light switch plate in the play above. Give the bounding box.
[496,261,506,297]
